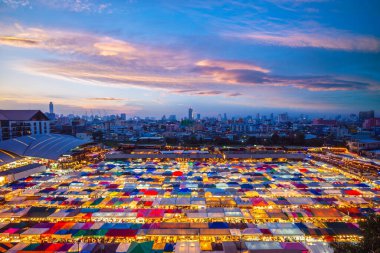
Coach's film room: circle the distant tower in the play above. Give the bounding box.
[49,102,54,114]
[188,107,193,120]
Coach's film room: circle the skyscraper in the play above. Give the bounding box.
[49,102,54,114]
[359,110,374,124]
[188,107,193,120]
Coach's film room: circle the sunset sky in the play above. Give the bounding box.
[0,0,379,117]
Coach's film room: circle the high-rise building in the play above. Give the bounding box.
[362,118,380,129]
[168,115,177,121]
[188,107,193,120]
[0,110,50,141]
[277,113,289,123]
[196,113,201,120]
[49,102,54,114]
[359,110,374,124]
[120,113,127,120]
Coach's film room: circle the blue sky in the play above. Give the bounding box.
[0,0,379,117]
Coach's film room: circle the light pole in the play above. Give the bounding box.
[77,239,81,253]
[239,234,242,253]
[101,238,105,253]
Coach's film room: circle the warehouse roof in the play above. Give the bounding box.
[0,134,91,161]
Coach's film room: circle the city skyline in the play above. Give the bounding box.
[1,0,380,116]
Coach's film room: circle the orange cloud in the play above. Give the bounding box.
[0,36,38,47]
[196,59,270,73]
[1,23,376,96]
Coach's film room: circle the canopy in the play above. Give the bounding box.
[126,241,154,253]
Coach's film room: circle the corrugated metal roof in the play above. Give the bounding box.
[0,134,91,161]
[0,149,22,166]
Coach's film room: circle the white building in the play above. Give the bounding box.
[0,110,50,141]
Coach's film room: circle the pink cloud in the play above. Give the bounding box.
[233,30,380,52]
[1,23,376,96]
[196,59,270,73]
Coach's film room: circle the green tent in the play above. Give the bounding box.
[126,241,154,253]
[73,230,87,238]
[94,229,108,237]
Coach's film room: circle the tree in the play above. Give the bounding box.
[331,215,380,253]
[271,133,280,145]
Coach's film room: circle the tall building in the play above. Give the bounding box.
[359,110,374,124]
[168,115,177,121]
[120,113,127,121]
[49,102,54,114]
[362,118,380,129]
[46,102,55,120]
[277,113,289,123]
[188,107,193,120]
[0,110,50,141]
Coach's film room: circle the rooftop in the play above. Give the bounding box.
[0,110,49,121]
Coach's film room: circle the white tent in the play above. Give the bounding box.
[175,241,201,253]
[306,242,334,253]
[116,242,131,253]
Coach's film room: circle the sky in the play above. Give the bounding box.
[0,0,379,118]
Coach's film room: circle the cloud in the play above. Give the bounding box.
[1,0,29,8]
[0,23,192,71]
[229,28,380,52]
[173,89,225,96]
[1,23,376,96]
[0,97,142,115]
[0,36,38,47]
[87,97,126,101]
[228,92,243,97]
[1,0,111,13]
[39,0,110,13]
[194,60,373,91]
[196,59,270,73]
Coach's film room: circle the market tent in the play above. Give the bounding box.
[209,222,229,229]
[325,222,361,235]
[105,229,137,237]
[305,242,333,253]
[175,241,200,253]
[344,189,362,196]
[245,241,282,250]
[242,228,262,236]
[173,171,183,176]
[116,243,131,252]
[126,241,154,253]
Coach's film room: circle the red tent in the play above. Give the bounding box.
[344,189,361,196]
[173,171,183,176]
[46,243,65,251]
[145,190,158,195]
[105,229,137,237]
[137,209,150,218]
[148,209,165,218]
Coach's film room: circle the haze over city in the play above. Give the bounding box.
[1,0,380,117]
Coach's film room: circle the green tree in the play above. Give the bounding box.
[331,215,380,253]
[271,133,280,145]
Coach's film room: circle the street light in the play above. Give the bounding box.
[77,239,81,253]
